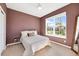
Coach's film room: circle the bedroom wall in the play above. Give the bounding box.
[1,3,79,46]
[6,8,40,44]
[40,3,79,46]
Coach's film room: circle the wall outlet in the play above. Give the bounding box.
[14,39,17,42]
[64,40,66,43]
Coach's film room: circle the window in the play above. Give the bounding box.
[45,12,66,38]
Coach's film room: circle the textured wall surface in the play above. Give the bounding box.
[6,8,40,44]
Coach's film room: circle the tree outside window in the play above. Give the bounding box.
[46,12,66,38]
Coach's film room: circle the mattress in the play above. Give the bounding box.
[20,35,49,53]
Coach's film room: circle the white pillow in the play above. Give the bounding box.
[21,30,37,37]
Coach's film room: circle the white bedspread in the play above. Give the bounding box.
[20,35,49,54]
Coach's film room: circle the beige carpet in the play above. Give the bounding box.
[1,42,77,56]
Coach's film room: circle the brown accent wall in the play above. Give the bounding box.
[6,8,40,44]
[40,3,79,46]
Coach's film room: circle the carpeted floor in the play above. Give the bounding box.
[1,41,77,56]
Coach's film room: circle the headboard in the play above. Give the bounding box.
[21,30,37,37]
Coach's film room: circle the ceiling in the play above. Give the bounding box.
[6,3,70,17]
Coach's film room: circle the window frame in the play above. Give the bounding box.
[45,12,67,39]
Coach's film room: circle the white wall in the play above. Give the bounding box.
[0,6,6,55]
[75,17,79,41]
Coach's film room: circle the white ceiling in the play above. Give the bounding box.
[6,3,70,17]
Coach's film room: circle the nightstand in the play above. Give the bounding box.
[7,37,21,46]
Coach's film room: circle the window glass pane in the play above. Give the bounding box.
[60,16,66,36]
[55,16,66,36]
[55,17,61,35]
[47,18,55,34]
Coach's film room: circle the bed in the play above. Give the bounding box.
[20,30,50,55]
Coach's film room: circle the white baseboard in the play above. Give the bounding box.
[7,42,21,46]
[6,40,71,48]
[50,40,71,48]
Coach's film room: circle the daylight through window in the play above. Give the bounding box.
[45,12,66,38]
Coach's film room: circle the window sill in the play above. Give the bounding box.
[46,34,66,39]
